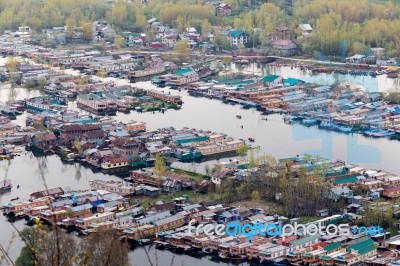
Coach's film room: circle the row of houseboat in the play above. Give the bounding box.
[285,116,399,139]
[153,223,379,265]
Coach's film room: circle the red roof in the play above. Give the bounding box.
[276,235,297,245]
[312,242,328,250]
[384,186,400,193]
[102,154,128,164]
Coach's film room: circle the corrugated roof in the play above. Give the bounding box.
[227,30,247,38]
[261,74,281,83]
[285,78,304,85]
[325,242,342,252]
[358,243,377,255]
[347,238,375,252]
[334,175,360,184]
[290,234,320,246]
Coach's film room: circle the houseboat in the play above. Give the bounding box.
[151,74,173,87]
[207,236,234,255]
[128,66,165,80]
[146,90,183,104]
[165,74,200,88]
[287,250,304,265]
[77,93,117,116]
[26,96,66,113]
[89,180,135,196]
[259,245,288,264]
[229,242,253,260]
[302,118,318,126]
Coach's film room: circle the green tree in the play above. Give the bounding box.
[97,68,106,78]
[236,144,249,157]
[201,19,212,37]
[114,36,125,50]
[16,246,34,266]
[82,22,94,41]
[173,40,190,63]
[5,56,20,71]
[212,34,231,51]
[154,152,167,186]
[252,190,261,201]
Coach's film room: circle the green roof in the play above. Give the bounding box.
[290,234,320,246]
[334,175,360,184]
[324,242,342,252]
[325,168,348,177]
[303,252,312,257]
[224,79,254,86]
[227,30,247,38]
[319,255,332,261]
[175,136,209,144]
[346,238,375,252]
[358,243,377,255]
[285,78,303,85]
[174,67,194,76]
[259,250,271,255]
[261,74,281,83]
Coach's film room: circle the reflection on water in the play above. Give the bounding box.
[231,63,400,93]
[1,63,400,263]
[129,245,257,266]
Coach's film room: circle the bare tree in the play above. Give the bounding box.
[76,229,130,266]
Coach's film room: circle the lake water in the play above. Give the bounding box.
[0,63,400,265]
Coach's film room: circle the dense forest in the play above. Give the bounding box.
[0,0,400,56]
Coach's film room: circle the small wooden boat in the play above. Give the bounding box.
[0,179,12,192]
[248,137,255,142]
[10,197,19,201]
[118,107,130,113]
[236,114,242,119]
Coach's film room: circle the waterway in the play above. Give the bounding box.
[0,63,400,264]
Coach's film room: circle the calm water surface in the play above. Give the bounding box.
[0,64,400,264]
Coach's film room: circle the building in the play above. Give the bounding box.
[31,132,58,152]
[298,24,313,38]
[346,54,366,64]
[146,90,183,104]
[382,186,400,198]
[216,3,232,16]
[100,154,129,169]
[272,39,298,56]
[112,136,141,156]
[227,30,249,47]
[89,180,135,196]
[30,187,65,200]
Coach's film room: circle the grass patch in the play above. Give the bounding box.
[171,167,211,182]
[156,190,207,203]
[298,216,321,224]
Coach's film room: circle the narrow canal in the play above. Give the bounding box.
[0,63,400,264]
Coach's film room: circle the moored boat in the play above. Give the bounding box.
[302,118,318,126]
[0,179,12,192]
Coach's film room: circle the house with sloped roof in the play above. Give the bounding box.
[288,234,321,252]
[227,29,249,47]
[284,77,305,86]
[31,132,58,152]
[216,3,232,16]
[100,154,129,169]
[333,238,377,265]
[298,24,313,37]
[260,74,283,85]
[272,39,298,56]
